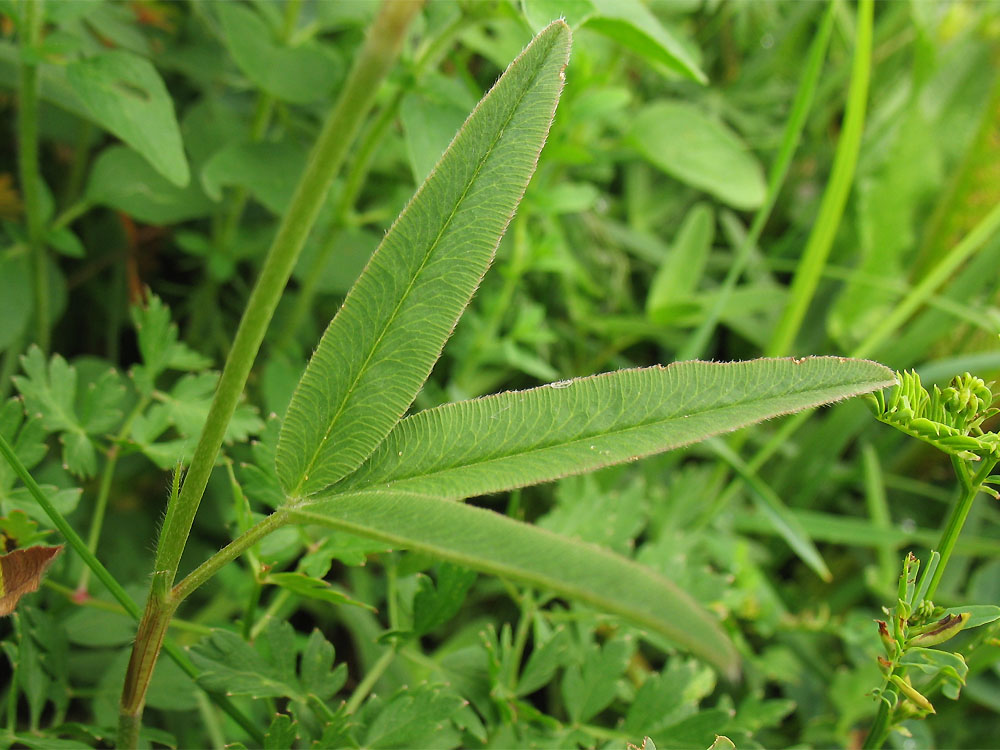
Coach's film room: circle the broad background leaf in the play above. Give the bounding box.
[85,146,212,225]
[275,21,572,497]
[216,2,343,104]
[523,0,706,83]
[400,74,477,184]
[65,50,189,186]
[201,140,308,214]
[0,255,31,352]
[632,101,766,209]
[647,202,714,318]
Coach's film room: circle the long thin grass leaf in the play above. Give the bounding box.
[680,1,835,360]
[708,437,832,582]
[767,0,873,357]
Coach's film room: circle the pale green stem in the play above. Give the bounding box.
[251,588,293,640]
[241,580,264,640]
[344,648,397,715]
[49,199,91,232]
[77,394,151,592]
[44,580,212,635]
[119,6,421,743]
[861,442,897,590]
[925,455,999,601]
[342,557,404,714]
[223,458,266,638]
[508,587,536,692]
[18,0,48,353]
[195,690,226,750]
[767,0,873,357]
[171,510,291,604]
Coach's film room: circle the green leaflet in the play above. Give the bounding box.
[216,1,343,104]
[283,357,891,676]
[328,358,894,500]
[523,0,707,84]
[275,21,572,498]
[66,50,189,187]
[285,491,740,679]
[631,101,766,210]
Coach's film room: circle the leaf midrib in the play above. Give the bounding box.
[332,374,884,496]
[291,35,559,496]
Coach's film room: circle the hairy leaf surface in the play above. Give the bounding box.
[276,22,572,497]
[329,358,894,499]
[286,491,740,678]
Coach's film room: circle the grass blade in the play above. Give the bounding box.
[708,437,831,582]
[766,0,873,356]
[679,1,835,361]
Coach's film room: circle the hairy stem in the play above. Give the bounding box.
[118,4,422,744]
[0,432,262,744]
[171,510,291,603]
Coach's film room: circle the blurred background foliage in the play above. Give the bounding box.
[1,0,1000,747]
